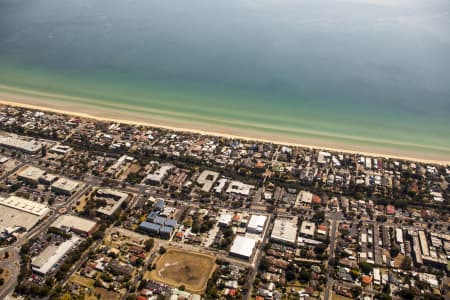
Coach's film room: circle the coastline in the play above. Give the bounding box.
[0,97,449,166]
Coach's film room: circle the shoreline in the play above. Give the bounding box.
[0,98,449,166]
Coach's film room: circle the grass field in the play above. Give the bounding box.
[70,274,95,288]
[146,248,216,293]
[91,287,121,300]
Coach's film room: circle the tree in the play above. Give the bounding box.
[351,286,362,298]
[399,287,417,300]
[179,285,186,291]
[376,293,392,300]
[400,256,412,270]
[299,269,312,283]
[359,261,373,274]
[144,238,155,251]
[191,220,201,234]
[159,246,166,255]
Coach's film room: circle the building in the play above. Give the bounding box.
[300,220,316,238]
[160,226,174,239]
[296,191,313,206]
[50,144,73,155]
[271,217,298,245]
[226,181,254,196]
[0,135,43,154]
[143,163,175,185]
[247,215,267,234]
[17,166,46,184]
[51,215,98,237]
[395,228,404,244]
[154,199,165,211]
[31,236,80,275]
[0,196,50,217]
[0,196,50,233]
[218,213,233,227]
[95,189,129,216]
[106,155,134,178]
[229,235,257,260]
[39,173,58,185]
[197,170,219,193]
[418,231,430,257]
[139,222,161,236]
[51,177,80,195]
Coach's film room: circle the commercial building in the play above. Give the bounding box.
[0,135,43,154]
[229,235,257,260]
[17,166,46,184]
[141,214,176,240]
[50,144,73,155]
[226,181,254,196]
[271,217,298,245]
[95,189,129,216]
[418,231,430,257]
[296,190,313,206]
[247,215,267,234]
[51,177,80,195]
[300,220,316,238]
[197,170,219,193]
[31,236,80,275]
[0,196,50,234]
[51,215,98,237]
[0,195,50,217]
[143,163,175,185]
[218,213,233,227]
[139,222,161,236]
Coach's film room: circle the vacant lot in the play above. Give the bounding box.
[70,274,95,288]
[146,248,216,293]
[91,287,121,300]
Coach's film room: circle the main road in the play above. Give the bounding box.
[324,211,342,300]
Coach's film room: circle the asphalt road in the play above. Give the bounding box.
[324,211,342,300]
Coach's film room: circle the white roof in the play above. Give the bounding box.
[218,213,232,226]
[271,218,298,244]
[0,135,43,152]
[247,215,267,233]
[96,189,129,216]
[226,180,254,196]
[230,235,257,258]
[197,170,219,192]
[297,191,313,204]
[144,163,175,183]
[51,177,80,193]
[300,220,316,237]
[17,165,46,182]
[32,236,80,275]
[0,196,50,217]
[51,215,97,233]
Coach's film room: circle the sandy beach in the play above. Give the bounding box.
[0,94,449,166]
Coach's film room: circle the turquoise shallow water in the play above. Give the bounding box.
[0,0,449,159]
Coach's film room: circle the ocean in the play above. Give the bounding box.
[0,0,449,160]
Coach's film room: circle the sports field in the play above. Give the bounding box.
[146,248,216,293]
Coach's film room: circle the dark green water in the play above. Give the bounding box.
[0,0,449,159]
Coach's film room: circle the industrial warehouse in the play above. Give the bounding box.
[0,195,50,235]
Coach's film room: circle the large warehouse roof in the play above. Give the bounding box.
[51,215,97,235]
[229,235,257,259]
[32,236,80,275]
[0,196,50,216]
[0,204,42,233]
[17,165,46,182]
[271,218,298,245]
